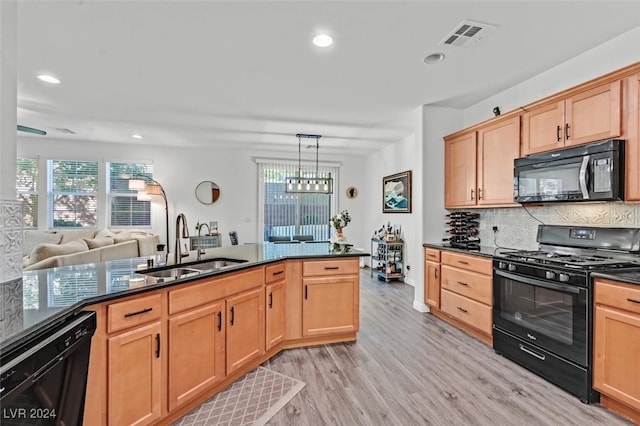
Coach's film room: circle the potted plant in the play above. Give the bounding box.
[330,210,351,242]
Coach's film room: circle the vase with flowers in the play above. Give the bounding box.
[330,210,351,242]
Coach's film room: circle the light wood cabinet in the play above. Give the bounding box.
[444,131,477,208]
[226,287,265,374]
[444,115,520,208]
[302,259,360,337]
[626,72,640,201]
[85,257,362,426]
[593,278,640,423]
[522,81,622,155]
[424,248,441,308]
[476,115,521,205]
[168,301,225,411]
[428,250,493,345]
[108,321,162,426]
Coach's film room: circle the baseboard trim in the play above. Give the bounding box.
[413,300,430,313]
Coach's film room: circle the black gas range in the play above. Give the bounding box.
[492,225,640,403]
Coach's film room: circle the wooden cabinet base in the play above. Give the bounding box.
[600,395,640,425]
[152,333,356,426]
[429,307,492,346]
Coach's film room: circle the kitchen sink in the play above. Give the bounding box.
[142,267,202,280]
[187,258,248,272]
[141,258,248,282]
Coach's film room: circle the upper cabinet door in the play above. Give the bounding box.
[477,115,521,206]
[522,100,564,155]
[565,80,622,147]
[444,132,477,208]
[626,73,640,201]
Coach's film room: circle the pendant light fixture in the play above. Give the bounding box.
[285,134,333,194]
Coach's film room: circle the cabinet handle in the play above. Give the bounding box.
[272,270,284,276]
[470,189,474,200]
[565,123,570,139]
[304,285,308,300]
[457,306,468,313]
[434,269,439,279]
[627,298,640,305]
[124,307,153,318]
[230,306,235,326]
[324,266,340,270]
[478,188,483,200]
[556,125,561,142]
[269,292,273,308]
[457,260,469,265]
[155,333,161,358]
[217,311,222,331]
[456,281,468,286]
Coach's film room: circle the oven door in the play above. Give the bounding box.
[493,269,588,366]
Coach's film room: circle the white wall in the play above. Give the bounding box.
[17,138,367,249]
[363,108,423,289]
[0,0,17,199]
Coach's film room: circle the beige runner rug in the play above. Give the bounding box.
[173,366,305,426]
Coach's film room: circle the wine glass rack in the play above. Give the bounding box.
[444,211,480,250]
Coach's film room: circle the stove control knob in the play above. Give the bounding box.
[545,271,555,280]
[498,261,507,270]
[559,273,570,282]
[508,263,517,272]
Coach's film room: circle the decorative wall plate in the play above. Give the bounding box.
[346,186,358,199]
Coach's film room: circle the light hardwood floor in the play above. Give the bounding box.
[263,269,633,425]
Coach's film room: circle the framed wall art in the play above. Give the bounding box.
[382,170,412,213]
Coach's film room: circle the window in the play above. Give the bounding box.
[258,160,339,241]
[48,159,98,228]
[107,162,153,227]
[16,158,39,228]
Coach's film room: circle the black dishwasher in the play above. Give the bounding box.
[1,311,96,425]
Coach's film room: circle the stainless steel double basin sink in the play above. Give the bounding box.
[141,258,247,282]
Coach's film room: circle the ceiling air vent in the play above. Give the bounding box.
[440,19,498,48]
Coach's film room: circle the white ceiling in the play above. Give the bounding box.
[15,1,640,155]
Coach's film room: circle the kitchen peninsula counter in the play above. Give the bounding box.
[0,242,368,354]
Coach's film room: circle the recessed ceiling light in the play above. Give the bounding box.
[313,34,333,48]
[131,134,143,139]
[37,74,61,84]
[423,52,445,64]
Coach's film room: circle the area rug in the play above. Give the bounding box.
[172,366,305,426]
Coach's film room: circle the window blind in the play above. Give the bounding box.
[257,160,339,242]
[108,162,153,227]
[48,159,99,228]
[16,158,39,228]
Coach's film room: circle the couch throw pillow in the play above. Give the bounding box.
[83,237,115,249]
[29,239,89,265]
[112,232,134,244]
[22,231,62,256]
[95,229,117,239]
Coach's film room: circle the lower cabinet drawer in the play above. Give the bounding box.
[108,293,162,333]
[441,265,492,305]
[440,289,492,335]
[303,259,359,277]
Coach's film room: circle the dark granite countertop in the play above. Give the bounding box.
[0,242,369,354]
[591,268,640,286]
[422,242,506,259]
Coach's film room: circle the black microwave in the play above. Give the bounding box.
[514,139,625,204]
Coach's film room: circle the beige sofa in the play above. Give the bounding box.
[23,229,160,271]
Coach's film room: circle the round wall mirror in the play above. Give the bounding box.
[195,181,221,204]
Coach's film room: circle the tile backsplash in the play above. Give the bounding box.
[475,203,640,250]
[1,199,23,283]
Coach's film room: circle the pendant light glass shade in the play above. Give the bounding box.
[284,134,333,194]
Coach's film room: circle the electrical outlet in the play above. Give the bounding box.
[406,264,411,271]
[492,226,499,232]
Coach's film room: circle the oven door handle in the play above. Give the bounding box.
[579,155,590,199]
[494,270,580,294]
